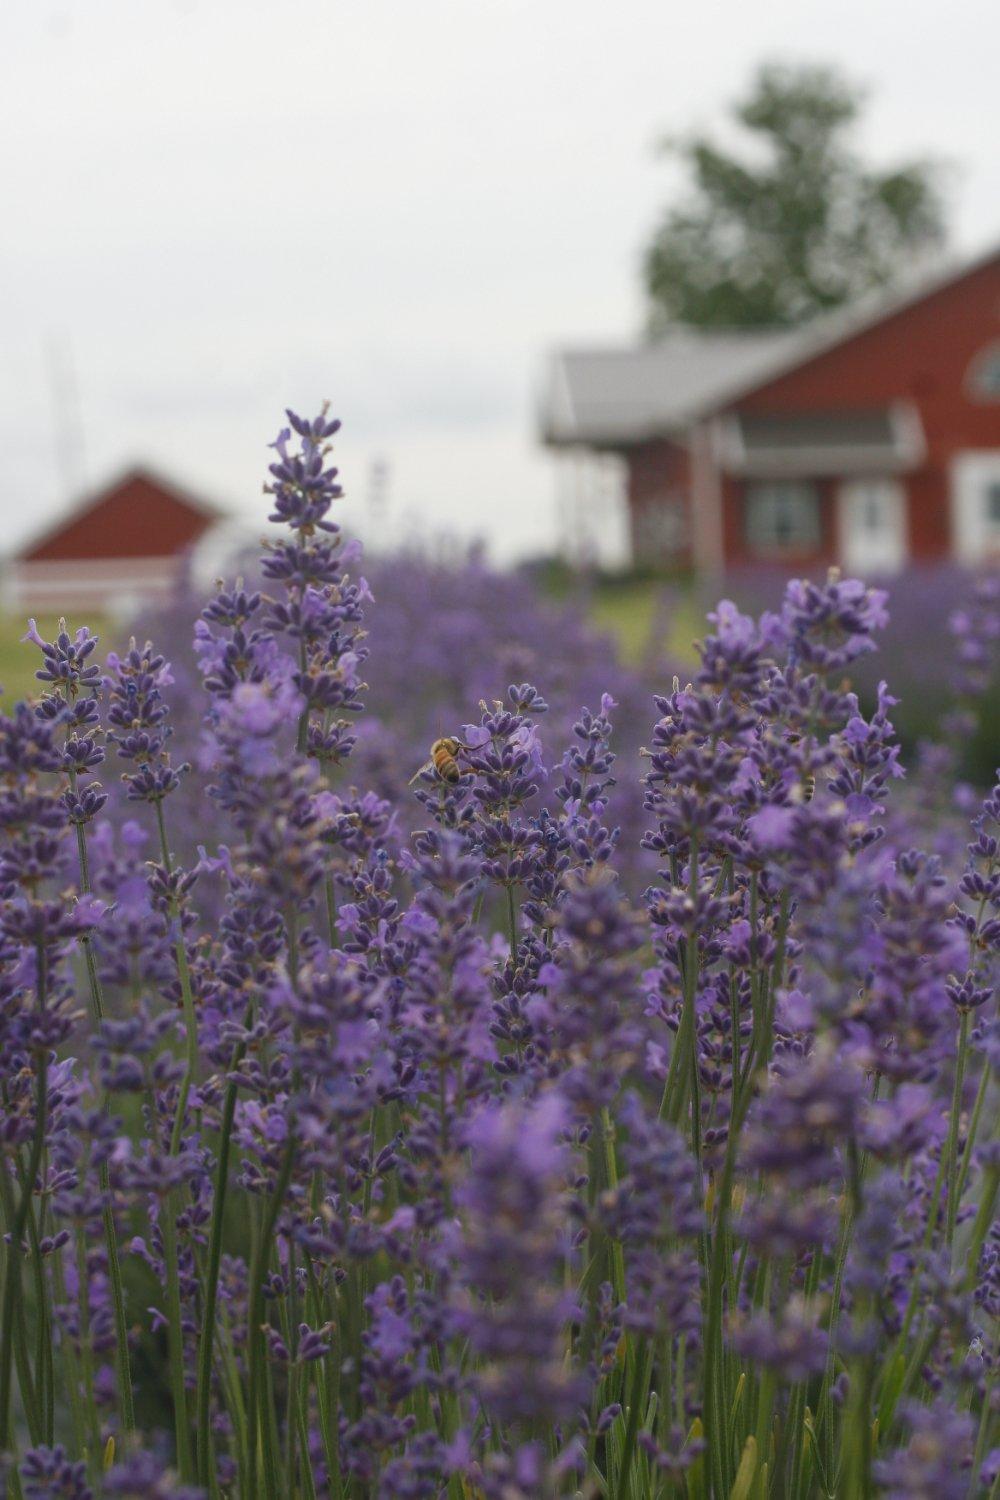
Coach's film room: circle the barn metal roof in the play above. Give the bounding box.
[540,240,1000,450]
[541,330,802,448]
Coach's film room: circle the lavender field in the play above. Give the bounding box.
[1,409,1000,1499]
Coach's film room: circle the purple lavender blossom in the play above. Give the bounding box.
[454,1093,588,1435]
[0,406,996,1500]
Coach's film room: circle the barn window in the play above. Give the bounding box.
[988,481,1000,532]
[633,493,688,562]
[744,481,821,555]
[967,344,1000,401]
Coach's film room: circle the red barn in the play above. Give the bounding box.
[8,466,224,614]
[541,243,1000,575]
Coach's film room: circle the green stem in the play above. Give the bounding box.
[50,1250,87,1461]
[599,1108,627,1308]
[616,1338,650,1498]
[247,1136,297,1500]
[160,1206,193,1477]
[662,841,700,1127]
[100,1162,135,1433]
[74,1230,101,1458]
[754,1367,777,1494]
[944,1008,971,1253]
[785,1247,824,1498]
[704,1119,749,1500]
[21,1188,53,1445]
[840,1318,875,1499]
[877,1137,949,1437]
[964,1163,1000,1293]
[973,1339,998,1492]
[296,635,310,754]
[0,1158,42,1450]
[955,1057,990,1208]
[68,768,136,1432]
[155,798,200,1479]
[325,876,339,949]
[0,949,49,1455]
[195,1032,249,1488]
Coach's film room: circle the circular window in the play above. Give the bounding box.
[966,343,1000,401]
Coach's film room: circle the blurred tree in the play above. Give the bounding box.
[644,63,946,330]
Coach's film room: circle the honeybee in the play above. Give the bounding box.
[409,736,470,787]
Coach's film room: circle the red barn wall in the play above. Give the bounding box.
[721,474,839,570]
[626,438,693,566]
[23,474,213,562]
[722,253,1000,566]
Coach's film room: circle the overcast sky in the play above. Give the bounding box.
[2,0,998,566]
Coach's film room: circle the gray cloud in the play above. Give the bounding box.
[2,0,998,564]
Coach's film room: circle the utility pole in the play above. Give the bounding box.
[45,331,87,498]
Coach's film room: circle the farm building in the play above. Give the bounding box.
[541,243,1000,575]
[6,466,228,614]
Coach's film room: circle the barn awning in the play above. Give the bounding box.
[716,404,925,478]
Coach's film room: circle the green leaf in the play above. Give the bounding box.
[685,1417,706,1500]
[729,1435,757,1500]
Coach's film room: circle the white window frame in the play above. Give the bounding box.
[837,478,907,575]
[951,451,1000,563]
[744,480,821,556]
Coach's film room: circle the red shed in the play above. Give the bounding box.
[8,466,223,614]
[541,243,1000,576]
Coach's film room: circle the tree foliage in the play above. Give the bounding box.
[644,63,946,330]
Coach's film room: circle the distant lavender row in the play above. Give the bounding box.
[137,543,660,889]
[0,409,998,1499]
[712,563,1000,759]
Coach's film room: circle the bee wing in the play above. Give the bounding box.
[408,758,436,787]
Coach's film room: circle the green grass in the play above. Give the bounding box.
[0,577,706,710]
[0,579,690,714]
[588,576,703,670]
[527,560,704,670]
[0,614,113,705]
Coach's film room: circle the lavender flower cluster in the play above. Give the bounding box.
[1,408,999,1500]
[137,541,657,900]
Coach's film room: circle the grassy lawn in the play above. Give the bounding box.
[0,613,113,705]
[530,560,705,670]
[0,576,707,709]
[588,576,703,669]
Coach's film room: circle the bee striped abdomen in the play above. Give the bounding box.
[431,737,463,782]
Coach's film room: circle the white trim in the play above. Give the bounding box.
[712,414,746,472]
[6,556,186,611]
[837,479,907,575]
[890,401,927,467]
[737,442,907,479]
[950,451,1000,564]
